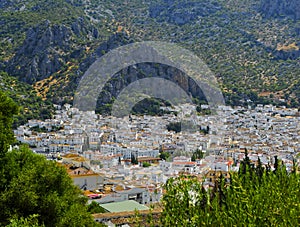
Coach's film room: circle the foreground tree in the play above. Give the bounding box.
[0,92,101,226]
[160,160,300,226]
[161,176,207,226]
[7,214,41,227]
[0,146,100,226]
[87,201,107,214]
[0,91,18,156]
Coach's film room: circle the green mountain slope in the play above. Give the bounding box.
[0,71,53,127]
[1,0,299,116]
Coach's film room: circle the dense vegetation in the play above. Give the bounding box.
[1,0,300,224]
[0,91,101,226]
[87,201,107,214]
[1,0,300,118]
[0,89,18,156]
[159,152,300,226]
[191,149,205,161]
[0,71,54,127]
[131,98,172,116]
[166,121,182,133]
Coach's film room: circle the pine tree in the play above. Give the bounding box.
[256,157,264,178]
[274,155,278,173]
[131,153,138,165]
[191,153,196,161]
[0,91,18,156]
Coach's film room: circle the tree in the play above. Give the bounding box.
[239,149,252,175]
[87,201,106,214]
[160,176,206,226]
[191,153,196,161]
[274,155,279,173]
[7,214,42,227]
[159,152,170,161]
[40,108,52,120]
[166,122,181,133]
[0,91,18,156]
[256,157,264,178]
[192,149,204,160]
[142,162,151,167]
[0,145,100,226]
[158,157,300,226]
[131,153,138,165]
[0,92,102,226]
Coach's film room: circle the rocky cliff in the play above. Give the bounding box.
[1,0,300,113]
[96,62,206,114]
[5,18,98,84]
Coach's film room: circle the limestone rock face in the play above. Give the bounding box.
[6,19,98,84]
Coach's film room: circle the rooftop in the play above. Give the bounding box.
[100,200,149,213]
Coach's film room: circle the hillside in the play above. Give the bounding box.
[260,0,300,20]
[0,0,299,117]
[0,71,53,127]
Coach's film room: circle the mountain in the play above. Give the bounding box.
[1,0,299,118]
[0,71,53,127]
[260,0,300,20]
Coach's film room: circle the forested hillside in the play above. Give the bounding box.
[0,71,53,126]
[1,0,299,119]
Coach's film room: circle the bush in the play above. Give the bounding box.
[159,154,300,226]
[142,162,151,167]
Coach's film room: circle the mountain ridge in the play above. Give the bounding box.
[1,0,300,117]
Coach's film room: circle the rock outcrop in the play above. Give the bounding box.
[5,18,98,83]
[273,49,300,61]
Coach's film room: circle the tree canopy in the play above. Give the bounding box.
[0,145,100,227]
[0,91,101,226]
[0,91,18,156]
[159,155,300,226]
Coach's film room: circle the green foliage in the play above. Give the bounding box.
[0,146,99,227]
[7,214,42,227]
[191,153,196,161]
[159,152,170,161]
[159,159,300,226]
[142,162,151,168]
[196,105,212,115]
[1,0,300,114]
[191,149,204,161]
[166,121,205,134]
[131,98,171,116]
[90,160,102,166]
[0,0,84,44]
[0,72,54,127]
[131,154,138,165]
[0,90,18,155]
[166,121,181,133]
[29,126,49,133]
[161,176,207,226]
[87,201,106,214]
